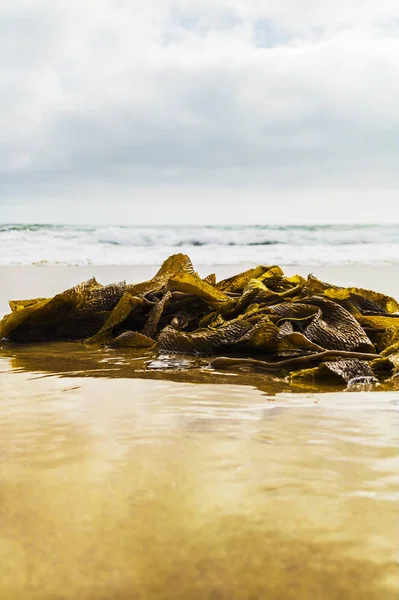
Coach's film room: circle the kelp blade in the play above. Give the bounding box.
[1,253,398,388]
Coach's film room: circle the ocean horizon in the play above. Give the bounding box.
[0,223,398,267]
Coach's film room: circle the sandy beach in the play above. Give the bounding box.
[0,264,398,599]
[3,0,399,595]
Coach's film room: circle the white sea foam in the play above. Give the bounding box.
[0,224,398,266]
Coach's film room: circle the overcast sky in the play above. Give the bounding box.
[1,0,399,225]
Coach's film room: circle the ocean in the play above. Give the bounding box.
[0,223,398,266]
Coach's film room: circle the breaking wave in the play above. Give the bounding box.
[0,224,398,266]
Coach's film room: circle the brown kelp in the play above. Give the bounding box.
[1,253,399,388]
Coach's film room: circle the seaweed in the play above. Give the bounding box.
[2,253,398,388]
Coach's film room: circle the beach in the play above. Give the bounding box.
[0,264,398,599]
[3,0,399,593]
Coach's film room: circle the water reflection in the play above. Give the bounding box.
[3,340,398,395]
[0,349,398,599]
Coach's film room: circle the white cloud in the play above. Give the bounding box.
[1,0,399,223]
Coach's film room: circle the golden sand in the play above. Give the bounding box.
[0,266,398,599]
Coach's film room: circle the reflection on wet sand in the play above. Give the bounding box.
[4,340,399,395]
[0,350,398,599]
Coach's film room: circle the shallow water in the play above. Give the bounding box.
[0,345,398,600]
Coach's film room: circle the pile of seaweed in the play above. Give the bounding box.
[1,254,399,387]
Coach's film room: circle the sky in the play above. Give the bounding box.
[1,0,399,225]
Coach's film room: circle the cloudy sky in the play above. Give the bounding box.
[1,0,399,224]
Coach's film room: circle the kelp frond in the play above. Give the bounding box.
[1,253,398,388]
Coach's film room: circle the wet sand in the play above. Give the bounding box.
[0,265,398,599]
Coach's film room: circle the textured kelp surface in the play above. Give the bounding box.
[1,253,399,389]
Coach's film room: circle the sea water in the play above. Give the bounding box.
[0,223,398,266]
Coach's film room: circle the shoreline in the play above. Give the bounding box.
[1,263,398,599]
